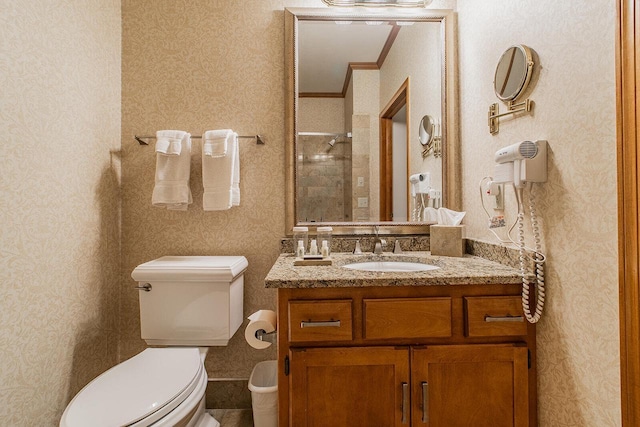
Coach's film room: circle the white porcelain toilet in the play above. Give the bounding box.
[60,256,248,427]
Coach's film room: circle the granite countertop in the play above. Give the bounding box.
[264,251,522,288]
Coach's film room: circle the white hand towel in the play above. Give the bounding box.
[202,132,239,210]
[155,130,186,155]
[203,129,232,157]
[152,133,192,210]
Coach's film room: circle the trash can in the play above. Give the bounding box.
[248,360,278,427]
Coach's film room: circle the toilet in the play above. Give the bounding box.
[60,256,248,427]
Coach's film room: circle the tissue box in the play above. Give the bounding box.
[430,225,465,257]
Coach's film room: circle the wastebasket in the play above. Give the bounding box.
[248,360,278,427]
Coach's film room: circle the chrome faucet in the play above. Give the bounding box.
[373,226,386,254]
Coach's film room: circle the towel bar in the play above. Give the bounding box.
[135,134,265,145]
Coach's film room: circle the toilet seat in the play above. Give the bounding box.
[60,347,203,427]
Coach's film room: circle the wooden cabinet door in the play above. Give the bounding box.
[289,346,410,427]
[411,345,529,427]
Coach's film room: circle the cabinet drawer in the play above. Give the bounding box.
[288,299,353,343]
[363,297,452,340]
[464,296,527,337]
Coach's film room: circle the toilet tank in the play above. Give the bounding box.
[131,256,248,346]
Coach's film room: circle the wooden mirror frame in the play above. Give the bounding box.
[616,0,640,424]
[285,7,459,236]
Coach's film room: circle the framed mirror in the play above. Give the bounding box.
[285,7,459,235]
[493,44,534,102]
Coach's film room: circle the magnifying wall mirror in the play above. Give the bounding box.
[494,44,533,102]
[284,8,459,235]
[419,115,434,146]
[419,114,441,159]
[488,44,536,135]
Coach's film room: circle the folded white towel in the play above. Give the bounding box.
[202,132,240,210]
[155,130,186,155]
[203,129,232,157]
[152,133,192,210]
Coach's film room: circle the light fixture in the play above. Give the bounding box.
[322,0,431,7]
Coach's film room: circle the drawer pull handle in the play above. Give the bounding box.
[401,382,409,424]
[421,381,429,423]
[484,315,524,322]
[300,320,341,328]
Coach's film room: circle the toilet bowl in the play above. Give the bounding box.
[60,348,217,427]
[60,256,248,427]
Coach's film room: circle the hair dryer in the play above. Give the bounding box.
[494,140,547,188]
[409,173,430,196]
[482,140,549,323]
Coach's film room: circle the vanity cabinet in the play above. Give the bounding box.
[411,344,529,427]
[289,346,409,427]
[276,285,536,427]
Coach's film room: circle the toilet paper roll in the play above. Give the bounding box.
[245,309,277,349]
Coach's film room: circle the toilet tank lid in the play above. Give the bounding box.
[131,256,248,282]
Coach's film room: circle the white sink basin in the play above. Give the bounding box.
[342,261,440,272]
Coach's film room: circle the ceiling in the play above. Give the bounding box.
[298,21,395,94]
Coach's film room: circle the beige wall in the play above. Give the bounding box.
[457,0,620,425]
[0,0,122,424]
[299,97,345,133]
[381,21,443,194]
[351,69,380,220]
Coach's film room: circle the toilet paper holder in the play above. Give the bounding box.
[255,329,277,342]
[245,309,277,349]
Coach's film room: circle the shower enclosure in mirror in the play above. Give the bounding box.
[285,8,459,235]
[297,131,353,222]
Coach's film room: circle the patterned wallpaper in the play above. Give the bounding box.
[0,0,122,424]
[299,97,346,133]
[457,0,620,425]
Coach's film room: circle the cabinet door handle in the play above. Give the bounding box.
[484,315,524,322]
[421,381,429,423]
[401,382,409,424]
[300,320,341,328]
